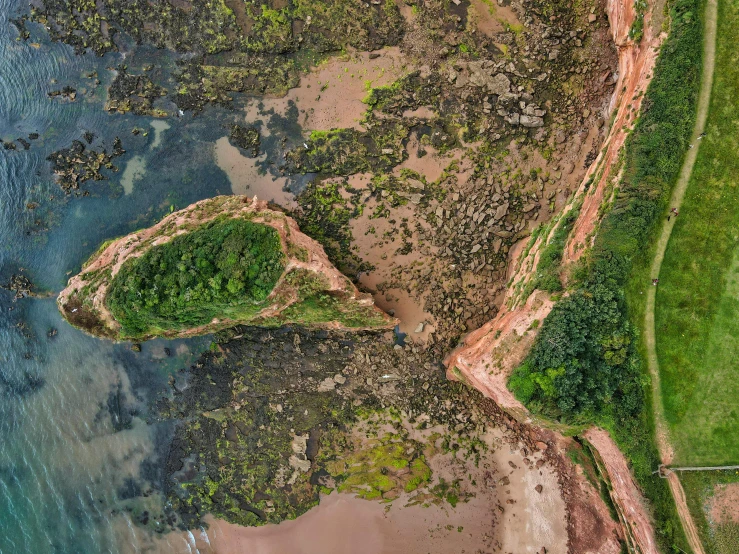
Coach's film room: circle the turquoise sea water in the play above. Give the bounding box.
[0,1,297,551]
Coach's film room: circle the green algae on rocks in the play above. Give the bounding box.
[57,196,394,340]
[159,325,533,530]
[33,0,405,112]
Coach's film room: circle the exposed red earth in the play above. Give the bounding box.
[445,0,664,402]
[584,428,660,554]
[444,0,668,552]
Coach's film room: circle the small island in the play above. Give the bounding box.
[58,196,394,340]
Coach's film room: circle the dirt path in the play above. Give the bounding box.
[666,472,705,554]
[643,0,718,551]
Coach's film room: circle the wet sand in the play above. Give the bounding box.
[244,48,409,132]
[393,138,452,184]
[195,491,497,554]
[359,270,434,340]
[213,136,295,207]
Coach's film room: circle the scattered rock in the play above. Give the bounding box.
[318,377,337,392]
[520,115,545,128]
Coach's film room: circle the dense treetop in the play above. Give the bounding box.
[107,217,285,336]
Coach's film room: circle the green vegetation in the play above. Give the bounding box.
[285,118,409,175]
[363,71,441,116]
[256,270,391,329]
[329,439,432,500]
[509,0,704,550]
[33,0,405,111]
[294,179,366,275]
[509,284,640,418]
[629,0,648,42]
[107,218,285,338]
[655,0,739,466]
[530,205,581,293]
[62,197,393,339]
[681,471,739,554]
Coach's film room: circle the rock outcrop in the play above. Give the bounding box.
[58,195,394,340]
[444,2,666,554]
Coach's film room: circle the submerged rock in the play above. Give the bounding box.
[57,196,394,340]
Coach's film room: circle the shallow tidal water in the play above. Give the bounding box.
[0,1,305,551]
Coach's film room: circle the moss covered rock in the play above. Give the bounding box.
[58,196,394,340]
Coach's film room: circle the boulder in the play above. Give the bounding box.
[520,115,545,127]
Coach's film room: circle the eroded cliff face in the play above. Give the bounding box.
[443,3,666,553]
[58,195,394,340]
[444,0,664,400]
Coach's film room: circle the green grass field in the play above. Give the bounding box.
[655,0,739,466]
[681,471,739,554]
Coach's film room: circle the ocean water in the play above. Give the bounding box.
[0,1,287,551]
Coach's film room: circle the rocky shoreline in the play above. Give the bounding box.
[151,324,621,553]
[13,0,643,549]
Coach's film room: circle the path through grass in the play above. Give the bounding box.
[654,0,739,466]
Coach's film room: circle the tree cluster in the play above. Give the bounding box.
[107,218,285,336]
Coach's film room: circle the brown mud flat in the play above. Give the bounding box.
[154,403,618,554]
[241,47,409,134]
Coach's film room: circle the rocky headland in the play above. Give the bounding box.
[23,0,665,550]
[58,195,394,341]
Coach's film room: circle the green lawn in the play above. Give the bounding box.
[655,0,739,465]
[681,470,739,554]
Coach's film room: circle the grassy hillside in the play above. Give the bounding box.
[655,0,739,466]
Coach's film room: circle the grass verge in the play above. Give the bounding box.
[653,0,739,466]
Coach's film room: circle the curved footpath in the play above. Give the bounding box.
[643,0,718,552]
